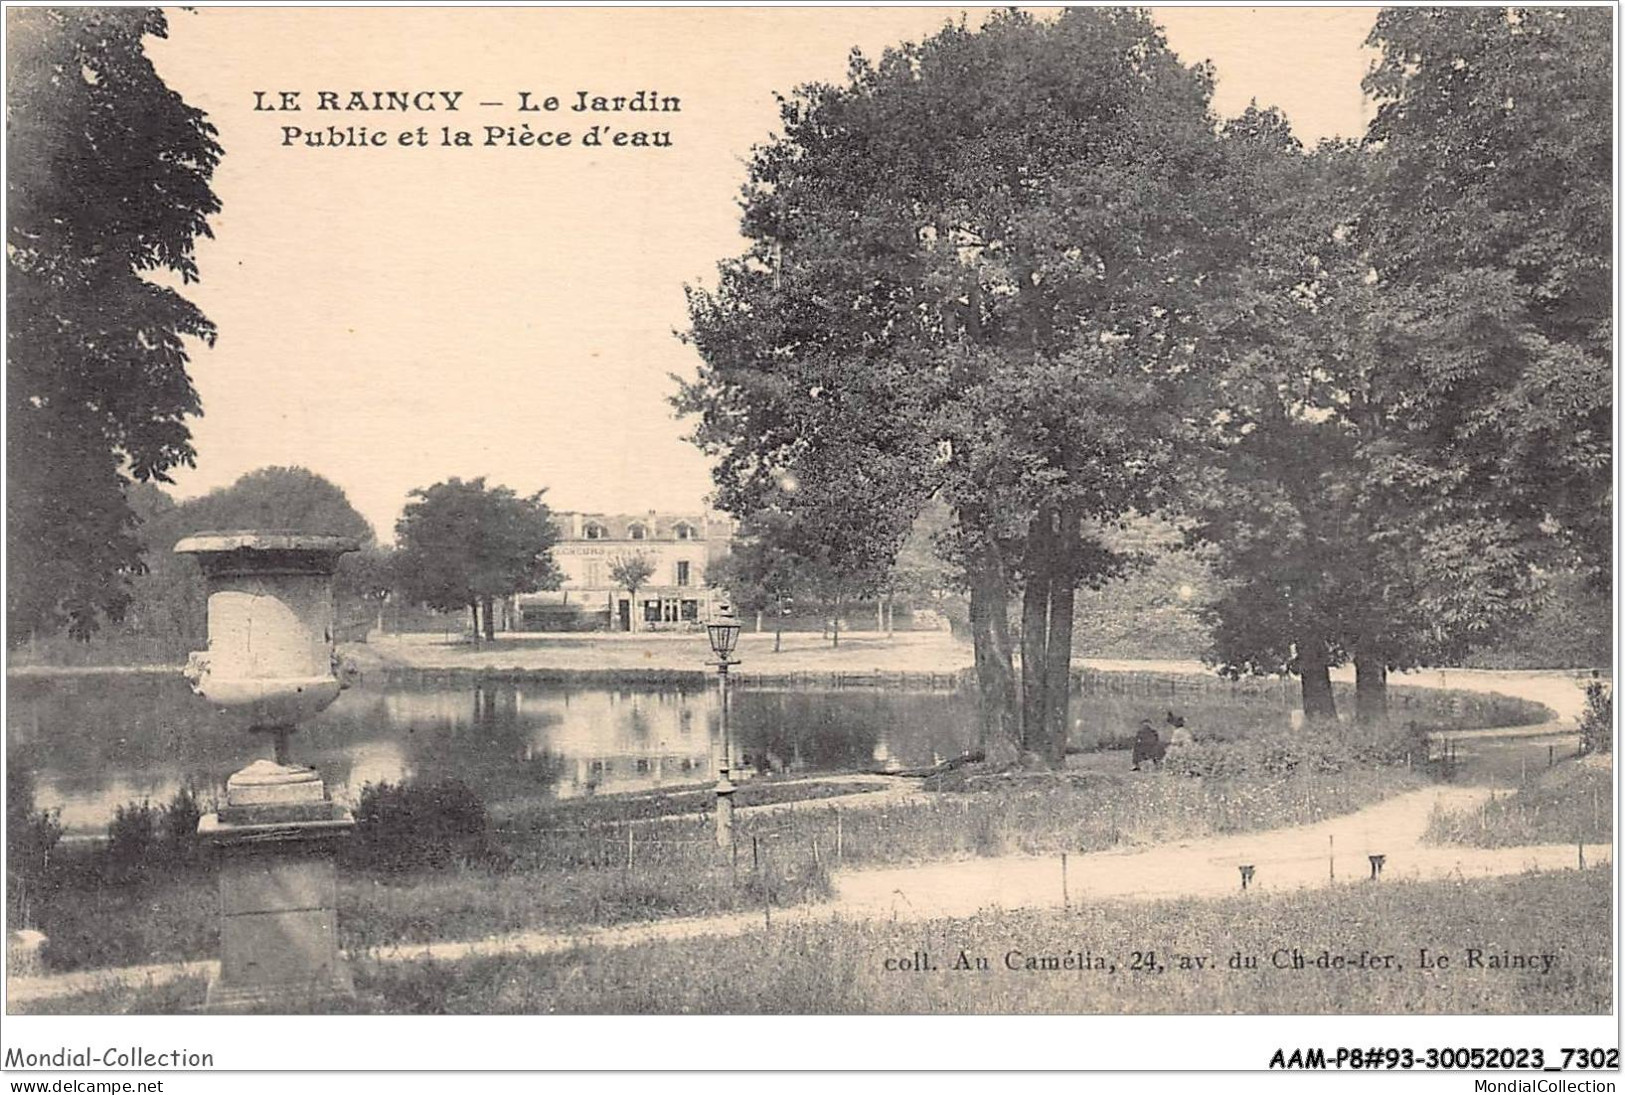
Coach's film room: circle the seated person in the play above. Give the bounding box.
[1132,719,1166,770]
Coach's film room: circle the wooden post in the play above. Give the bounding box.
[1328,834,1334,881]
[836,813,844,864]
[762,841,772,928]
[1061,852,1069,909]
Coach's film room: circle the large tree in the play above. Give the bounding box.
[73,467,377,658]
[1361,8,1612,592]
[1185,115,1414,723]
[1194,9,1610,724]
[710,510,804,651]
[7,8,222,642]
[393,477,562,642]
[174,465,375,542]
[680,10,1237,764]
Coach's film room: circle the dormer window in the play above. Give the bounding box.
[584,522,607,540]
[629,523,648,540]
[674,522,695,541]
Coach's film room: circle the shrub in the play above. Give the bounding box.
[349,779,495,873]
[101,786,210,879]
[158,784,208,868]
[1579,680,1612,755]
[105,800,160,877]
[1163,721,1418,779]
[6,767,64,928]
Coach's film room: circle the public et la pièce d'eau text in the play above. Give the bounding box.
[255,89,681,150]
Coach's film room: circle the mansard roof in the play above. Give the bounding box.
[554,511,725,542]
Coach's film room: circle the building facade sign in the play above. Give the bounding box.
[514,510,734,632]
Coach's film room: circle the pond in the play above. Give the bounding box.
[9,671,1299,836]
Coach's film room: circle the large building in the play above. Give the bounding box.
[514,510,734,631]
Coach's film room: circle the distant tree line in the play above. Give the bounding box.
[15,467,380,661]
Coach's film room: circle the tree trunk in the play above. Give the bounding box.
[481,596,496,642]
[1019,513,1052,759]
[628,589,637,633]
[1354,651,1388,725]
[966,542,1020,766]
[469,602,480,645]
[774,623,782,653]
[1019,506,1079,761]
[877,600,885,632]
[755,610,763,633]
[1298,637,1338,723]
[1042,507,1080,765]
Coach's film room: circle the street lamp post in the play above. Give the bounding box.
[706,602,742,850]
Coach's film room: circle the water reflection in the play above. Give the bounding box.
[9,675,973,833]
[9,672,1285,835]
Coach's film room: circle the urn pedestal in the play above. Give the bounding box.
[175,531,359,1013]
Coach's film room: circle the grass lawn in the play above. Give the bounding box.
[19,868,1609,1015]
[1425,756,1613,848]
[14,763,1417,975]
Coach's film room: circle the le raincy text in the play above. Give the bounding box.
[252,90,683,114]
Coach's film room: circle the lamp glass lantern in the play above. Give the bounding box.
[706,603,741,663]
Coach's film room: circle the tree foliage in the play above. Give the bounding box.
[59,468,376,658]
[7,8,222,641]
[607,552,656,632]
[1190,7,1611,721]
[607,553,656,597]
[1185,117,1418,720]
[173,466,375,542]
[393,478,562,639]
[1362,7,1612,590]
[680,10,1235,761]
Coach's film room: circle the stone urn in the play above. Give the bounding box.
[174,530,360,1011]
[176,531,360,760]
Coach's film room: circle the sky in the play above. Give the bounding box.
[146,6,1379,541]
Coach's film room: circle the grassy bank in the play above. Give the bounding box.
[21,868,1609,1015]
[12,757,1419,975]
[1424,758,1613,848]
